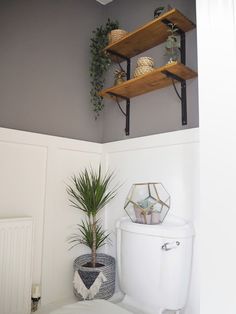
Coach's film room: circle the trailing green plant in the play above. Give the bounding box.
[165,23,180,62]
[67,165,118,267]
[90,19,119,119]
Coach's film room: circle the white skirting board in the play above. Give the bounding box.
[0,217,33,314]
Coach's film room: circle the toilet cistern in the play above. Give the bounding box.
[116,215,194,314]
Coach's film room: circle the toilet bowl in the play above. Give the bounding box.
[50,215,194,314]
[50,299,132,314]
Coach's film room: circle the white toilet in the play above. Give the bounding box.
[115,215,194,314]
[50,215,194,314]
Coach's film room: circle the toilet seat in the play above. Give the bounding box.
[49,299,133,314]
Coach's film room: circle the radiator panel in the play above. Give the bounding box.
[0,218,33,314]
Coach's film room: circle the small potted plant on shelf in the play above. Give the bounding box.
[114,69,126,86]
[153,6,165,19]
[90,19,119,119]
[165,22,180,64]
[67,165,118,301]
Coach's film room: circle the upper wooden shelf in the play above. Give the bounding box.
[100,62,197,100]
[105,9,195,60]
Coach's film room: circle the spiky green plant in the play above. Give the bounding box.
[67,165,117,267]
[68,220,110,251]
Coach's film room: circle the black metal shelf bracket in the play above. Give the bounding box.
[107,92,130,136]
[161,19,187,125]
[161,70,187,125]
[107,49,129,62]
[107,50,131,136]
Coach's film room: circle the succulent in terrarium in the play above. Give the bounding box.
[165,23,180,63]
[124,183,170,225]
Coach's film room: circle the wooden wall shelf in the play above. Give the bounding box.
[100,63,197,100]
[100,8,197,135]
[105,9,195,61]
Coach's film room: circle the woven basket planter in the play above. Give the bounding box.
[108,29,128,44]
[133,65,155,78]
[73,253,115,301]
[136,57,154,67]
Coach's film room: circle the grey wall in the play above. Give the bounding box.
[102,0,198,142]
[0,0,104,142]
[0,0,198,143]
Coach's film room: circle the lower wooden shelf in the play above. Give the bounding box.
[100,62,197,100]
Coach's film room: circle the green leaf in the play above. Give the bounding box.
[67,218,111,250]
[68,167,118,209]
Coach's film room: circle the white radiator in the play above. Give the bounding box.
[0,217,33,314]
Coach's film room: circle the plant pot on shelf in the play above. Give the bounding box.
[136,57,154,67]
[133,57,155,78]
[133,65,154,78]
[108,29,128,44]
[114,69,126,86]
[164,23,181,64]
[114,77,126,85]
[154,6,165,19]
[73,253,116,301]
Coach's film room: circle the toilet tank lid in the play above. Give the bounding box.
[116,215,194,239]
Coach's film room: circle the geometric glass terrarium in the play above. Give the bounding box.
[124,183,170,225]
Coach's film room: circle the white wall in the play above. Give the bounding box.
[196,1,236,313]
[0,127,199,313]
[103,128,200,314]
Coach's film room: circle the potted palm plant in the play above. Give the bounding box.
[67,165,118,300]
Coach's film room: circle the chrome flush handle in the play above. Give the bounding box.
[162,241,180,251]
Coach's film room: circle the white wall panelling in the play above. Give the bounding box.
[0,128,102,306]
[42,144,102,304]
[0,133,48,285]
[103,128,200,314]
[0,127,199,313]
[103,128,199,232]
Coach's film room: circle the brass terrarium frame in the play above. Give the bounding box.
[124,182,171,225]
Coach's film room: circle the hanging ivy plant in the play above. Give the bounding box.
[90,18,119,119]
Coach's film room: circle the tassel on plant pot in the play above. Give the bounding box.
[67,165,118,301]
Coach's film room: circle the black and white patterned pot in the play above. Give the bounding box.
[73,253,115,301]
